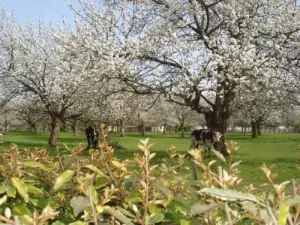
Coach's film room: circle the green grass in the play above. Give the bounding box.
[0,130,299,185]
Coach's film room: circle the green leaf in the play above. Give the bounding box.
[164,211,184,224]
[12,204,32,216]
[94,177,110,189]
[125,189,140,205]
[104,206,135,225]
[85,165,108,177]
[278,196,300,225]
[122,178,137,190]
[284,195,300,206]
[149,204,162,214]
[6,186,16,198]
[90,186,98,204]
[69,222,88,225]
[29,198,48,209]
[0,185,16,198]
[23,161,49,171]
[53,170,75,191]
[191,203,218,215]
[51,221,66,225]
[0,186,8,194]
[11,177,29,203]
[70,196,90,217]
[279,203,290,225]
[180,219,192,225]
[148,213,165,224]
[26,184,44,197]
[198,188,259,203]
[0,195,7,206]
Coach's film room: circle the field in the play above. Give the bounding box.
[0,130,299,185]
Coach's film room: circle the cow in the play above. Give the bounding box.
[190,127,223,157]
[85,126,99,149]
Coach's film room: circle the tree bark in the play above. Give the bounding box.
[140,122,145,136]
[119,119,125,137]
[48,114,61,147]
[180,120,185,138]
[71,119,78,136]
[163,123,167,135]
[60,118,67,132]
[202,93,233,156]
[257,123,262,136]
[251,122,257,138]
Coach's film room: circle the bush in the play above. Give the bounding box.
[0,138,299,225]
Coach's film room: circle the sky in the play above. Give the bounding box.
[0,0,79,25]
[1,0,300,24]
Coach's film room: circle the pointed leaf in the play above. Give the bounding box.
[90,186,98,204]
[212,150,226,163]
[85,165,108,177]
[53,170,75,191]
[279,203,290,225]
[12,204,32,216]
[198,188,259,203]
[0,195,7,206]
[231,161,242,169]
[11,177,29,203]
[284,195,300,206]
[191,203,218,215]
[94,177,110,189]
[103,206,134,225]
[0,185,16,198]
[0,186,8,194]
[69,222,88,225]
[6,186,16,198]
[148,213,165,224]
[29,198,48,209]
[24,161,49,171]
[26,184,44,197]
[111,160,127,172]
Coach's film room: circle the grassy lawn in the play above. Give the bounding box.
[0,130,299,185]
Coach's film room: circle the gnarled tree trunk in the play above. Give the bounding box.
[71,119,78,136]
[251,121,257,138]
[48,114,61,147]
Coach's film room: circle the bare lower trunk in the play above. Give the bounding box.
[60,118,67,132]
[251,122,257,138]
[163,123,166,135]
[71,119,78,136]
[140,122,145,136]
[48,115,61,147]
[205,110,229,156]
[119,119,125,137]
[180,121,185,138]
[257,123,262,136]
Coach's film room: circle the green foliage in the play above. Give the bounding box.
[0,133,299,224]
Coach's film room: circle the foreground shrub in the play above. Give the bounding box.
[0,139,299,225]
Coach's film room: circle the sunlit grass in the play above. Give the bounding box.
[0,130,299,185]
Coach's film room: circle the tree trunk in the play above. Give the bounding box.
[71,119,78,136]
[60,118,67,132]
[33,124,38,135]
[119,119,125,137]
[4,120,9,134]
[180,120,185,138]
[48,115,61,147]
[251,122,257,138]
[203,94,232,156]
[140,122,145,136]
[257,123,262,136]
[163,123,167,135]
